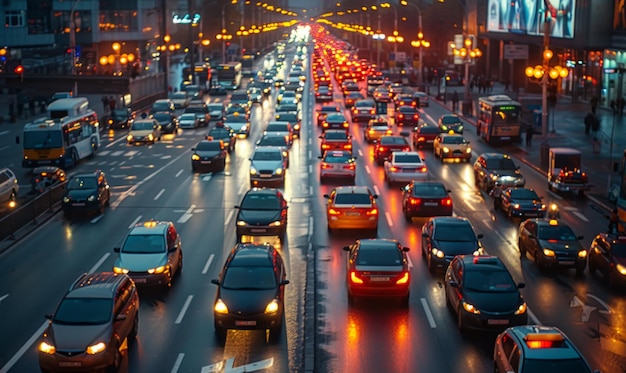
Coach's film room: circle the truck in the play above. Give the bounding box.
[547,148,591,197]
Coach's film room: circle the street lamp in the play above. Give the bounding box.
[216,29,233,63]
[111,42,121,76]
[372,32,385,68]
[380,2,398,55]
[401,0,427,84]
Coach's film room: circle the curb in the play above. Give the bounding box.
[0,205,61,255]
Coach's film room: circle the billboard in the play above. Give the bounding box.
[487,0,576,39]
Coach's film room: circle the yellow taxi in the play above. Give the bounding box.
[323,186,379,233]
[364,116,393,144]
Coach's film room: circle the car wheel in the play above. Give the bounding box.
[401,292,410,307]
[129,313,139,340]
[177,252,183,276]
[236,234,242,243]
[534,251,544,269]
[518,239,526,258]
[106,345,121,373]
[403,207,412,223]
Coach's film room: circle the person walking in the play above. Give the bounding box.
[590,95,598,115]
[525,124,534,146]
[591,114,600,140]
[452,91,459,112]
[584,112,594,135]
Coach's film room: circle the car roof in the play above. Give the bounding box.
[230,244,276,267]
[479,152,511,159]
[357,238,399,249]
[333,185,372,195]
[128,220,171,235]
[505,325,585,361]
[440,133,464,139]
[319,106,340,112]
[431,216,471,226]
[255,146,282,153]
[67,272,128,299]
[457,255,507,271]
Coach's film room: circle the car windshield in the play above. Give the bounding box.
[152,114,171,122]
[419,126,441,134]
[412,184,448,197]
[537,225,578,241]
[67,177,97,190]
[258,136,287,146]
[185,107,206,114]
[395,154,422,163]
[171,93,187,100]
[131,121,154,131]
[381,137,408,145]
[221,266,277,290]
[510,189,540,200]
[196,142,221,151]
[209,129,230,138]
[486,157,517,169]
[520,359,593,373]
[225,115,246,123]
[334,193,371,205]
[277,114,297,121]
[180,114,196,120]
[153,102,171,111]
[111,109,129,117]
[463,270,516,292]
[321,106,339,112]
[278,104,297,112]
[121,234,166,253]
[441,116,461,124]
[356,246,403,266]
[355,101,374,108]
[399,107,417,113]
[207,104,223,111]
[325,132,348,140]
[241,194,280,210]
[23,130,64,149]
[443,136,467,144]
[53,298,112,325]
[253,151,281,161]
[324,154,352,163]
[266,124,288,132]
[434,223,476,241]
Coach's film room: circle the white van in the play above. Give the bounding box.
[0,168,18,207]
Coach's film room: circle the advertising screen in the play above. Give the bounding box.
[487,0,575,39]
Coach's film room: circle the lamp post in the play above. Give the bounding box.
[380,2,398,55]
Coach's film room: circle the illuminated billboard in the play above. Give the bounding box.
[487,0,576,39]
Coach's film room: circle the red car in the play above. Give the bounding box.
[319,130,353,154]
[373,135,411,165]
[412,125,441,149]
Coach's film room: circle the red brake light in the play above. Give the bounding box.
[366,208,378,216]
[328,208,341,215]
[378,146,386,152]
[396,271,410,284]
[442,197,452,206]
[322,122,329,128]
[420,166,428,173]
[409,197,421,205]
[414,115,419,119]
[321,162,332,169]
[343,144,352,149]
[398,114,404,118]
[390,166,398,172]
[370,109,375,114]
[403,147,410,152]
[343,122,349,128]
[322,144,331,149]
[526,340,555,349]
[350,271,364,284]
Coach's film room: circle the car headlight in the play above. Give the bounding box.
[543,248,556,257]
[458,125,464,131]
[214,298,229,314]
[63,196,70,203]
[462,301,481,314]
[148,134,154,141]
[38,341,56,354]
[250,167,257,175]
[270,220,282,227]
[113,267,129,274]
[514,302,527,315]
[441,125,448,131]
[88,195,96,202]
[617,263,626,275]
[540,204,546,209]
[192,154,200,161]
[432,248,445,258]
[577,250,587,258]
[127,135,134,142]
[512,203,520,209]
[236,220,247,226]
[442,147,450,153]
[282,150,288,157]
[148,266,166,274]
[490,174,498,181]
[465,147,472,153]
[264,299,280,314]
[241,125,248,131]
[275,168,284,175]
[86,342,107,355]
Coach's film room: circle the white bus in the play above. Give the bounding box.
[216,62,243,90]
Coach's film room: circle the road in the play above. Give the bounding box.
[0,40,625,373]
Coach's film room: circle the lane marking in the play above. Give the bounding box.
[407,256,413,269]
[89,253,110,273]
[385,212,393,227]
[527,308,541,325]
[170,353,185,373]
[420,298,437,328]
[308,165,312,174]
[0,322,48,373]
[202,254,215,275]
[573,211,589,222]
[129,215,142,229]
[154,188,165,200]
[174,295,193,324]
[225,210,234,227]
[175,169,183,177]
[0,294,8,303]
[177,205,196,224]
[365,165,371,174]
[373,184,380,196]
[358,149,363,157]
[90,215,104,224]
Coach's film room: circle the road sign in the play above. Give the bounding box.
[503,44,529,60]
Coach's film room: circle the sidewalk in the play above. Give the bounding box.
[428,82,625,212]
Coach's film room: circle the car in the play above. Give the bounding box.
[184,104,210,126]
[343,239,411,306]
[494,325,597,373]
[151,111,179,134]
[256,132,291,167]
[211,243,289,343]
[247,87,263,103]
[0,167,18,208]
[412,124,440,149]
[30,166,66,195]
[421,216,484,272]
[222,112,250,138]
[61,170,111,217]
[438,114,464,134]
[275,112,301,138]
[279,96,298,106]
[113,220,183,289]
[373,135,411,165]
[178,112,200,129]
[207,103,225,121]
[249,146,287,188]
[208,124,236,153]
[364,117,393,144]
[127,119,161,144]
[38,272,139,373]
[351,99,376,122]
[315,86,334,102]
[401,181,453,220]
[383,151,428,185]
[107,108,135,129]
[235,188,288,243]
[518,218,587,275]
[191,139,227,172]
[321,112,349,133]
[413,91,429,107]
[445,255,527,332]
[473,153,525,192]
[344,91,365,108]
[277,90,298,104]
[324,186,378,232]
[150,98,175,114]
[393,106,419,127]
[316,105,341,126]
[276,103,298,114]
[265,121,294,144]
[433,133,472,162]
[225,104,249,118]
[319,150,356,183]
[319,128,353,154]
[389,82,404,98]
[496,187,546,219]
[181,84,203,99]
[373,87,393,102]
[170,91,190,109]
[588,233,626,287]
[229,91,251,110]
[394,93,417,108]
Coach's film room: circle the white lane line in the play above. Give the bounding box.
[154,188,165,200]
[385,212,393,227]
[225,210,234,227]
[308,165,312,174]
[0,145,10,152]
[129,215,142,229]
[365,165,371,174]
[358,149,363,157]
[202,254,215,275]
[175,295,193,324]
[573,211,589,222]
[89,253,110,273]
[527,308,541,325]
[420,298,437,328]
[0,322,48,373]
[308,150,312,159]
[90,215,104,224]
[175,169,184,177]
[373,184,380,196]
[178,205,196,224]
[309,186,313,196]
[407,256,413,269]
[170,353,185,373]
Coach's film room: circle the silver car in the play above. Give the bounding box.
[249,147,287,188]
[178,113,199,129]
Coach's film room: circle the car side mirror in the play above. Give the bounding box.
[168,246,177,252]
[211,279,220,285]
[114,247,120,253]
[281,280,290,286]
[402,246,410,252]
[116,314,127,321]
[191,148,196,151]
[342,246,350,251]
[477,233,484,239]
[373,195,379,199]
[234,205,241,209]
[45,314,52,320]
[448,280,458,288]
[323,194,330,199]
[517,283,526,289]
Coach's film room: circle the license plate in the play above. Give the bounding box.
[235,320,257,326]
[501,137,511,140]
[260,174,272,178]
[424,202,438,206]
[427,140,434,143]
[201,160,212,164]
[346,212,361,216]
[134,278,147,283]
[72,203,85,206]
[251,228,267,233]
[403,168,416,172]
[370,276,390,282]
[488,319,509,325]
[59,362,82,367]
[560,260,575,265]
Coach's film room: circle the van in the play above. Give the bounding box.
[0,168,19,207]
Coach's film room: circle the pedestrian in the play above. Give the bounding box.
[525,124,534,146]
[591,114,600,140]
[452,91,459,111]
[489,182,503,210]
[590,95,598,115]
[102,96,109,114]
[108,96,116,112]
[584,112,594,135]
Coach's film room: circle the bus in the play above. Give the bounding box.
[215,62,242,90]
[22,98,100,169]
[182,62,212,87]
[476,95,523,144]
[241,54,255,77]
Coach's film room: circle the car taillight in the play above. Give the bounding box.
[419,166,428,173]
[409,197,421,205]
[398,114,404,118]
[323,122,329,128]
[343,163,355,170]
[343,122,349,128]
[441,197,452,206]
[403,147,410,152]
[413,114,419,119]
[396,271,410,284]
[328,208,341,215]
[343,144,352,150]
[370,109,375,114]
[390,166,398,172]
[321,162,332,169]
[366,208,378,216]
[417,136,425,142]
[350,270,364,284]
[377,146,386,152]
[322,144,331,150]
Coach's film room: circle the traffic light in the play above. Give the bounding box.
[14,65,24,82]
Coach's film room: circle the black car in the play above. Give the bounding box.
[235,188,288,243]
[518,218,586,275]
[438,114,464,134]
[211,243,289,343]
[151,111,179,134]
[401,181,453,220]
[321,113,349,133]
[207,125,236,153]
[191,140,227,172]
[395,106,420,126]
[61,170,111,217]
[445,255,527,332]
[588,233,626,287]
[496,187,546,219]
[275,112,301,138]
[107,108,135,129]
[473,153,525,192]
[421,217,484,272]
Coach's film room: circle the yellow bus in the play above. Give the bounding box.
[22,98,100,168]
[477,95,522,144]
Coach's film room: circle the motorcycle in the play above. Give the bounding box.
[547,202,561,220]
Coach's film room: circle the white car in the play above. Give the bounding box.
[0,168,18,208]
[383,151,428,185]
[413,91,429,107]
[433,133,472,162]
